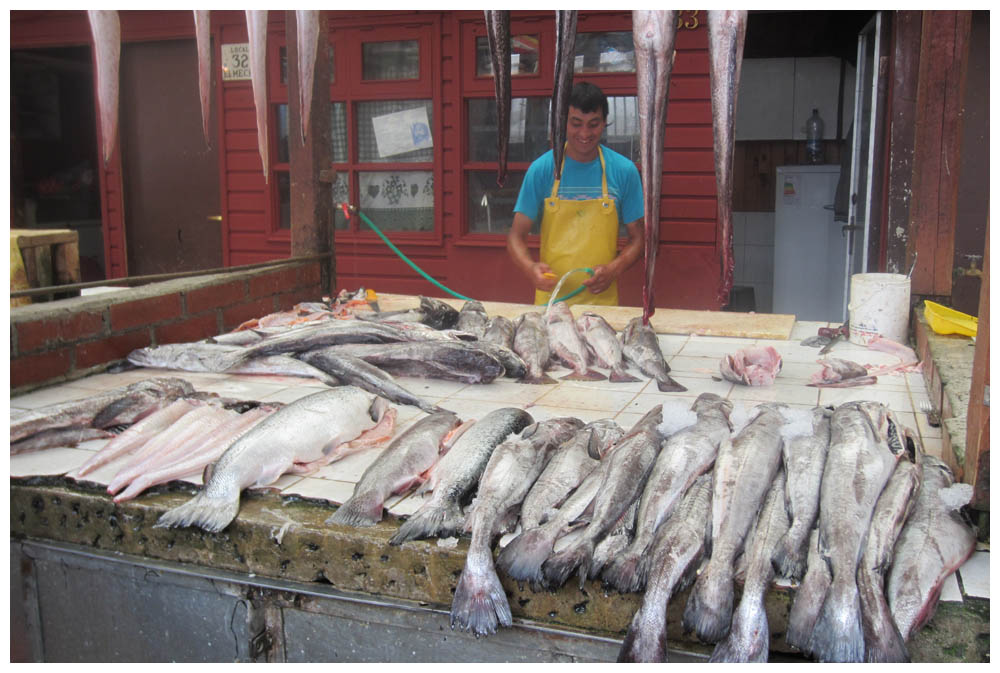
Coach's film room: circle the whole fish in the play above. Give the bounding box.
[576,312,640,383]
[328,411,463,527]
[771,406,832,580]
[706,10,748,305]
[416,296,461,330]
[300,347,442,413]
[621,317,687,392]
[295,10,320,145]
[472,340,528,380]
[126,342,247,373]
[389,407,534,545]
[246,10,269,181]
[484,10,511,186]
[11,377,194,444]
[208,330,267,346]
[603,393,731,594]
[155,387,389,533]
[719,346,783,386]
[87,10,120,165]
[682,403,786,643]
[11,427,115,455]
[544,302,604,381]
[455,299,489,339]
[709,468,790,662]
[193,10,212,146]
[785,528,833,653]
[859,454,922,663]
[590,501,637,576]
[324,341,504,384]
[451,417,583,636]
[807,401,906,662]
[618,474,712,663]
[542,405,664,589]
[519,419,623,531]
[482,315,515,349]
[887,454,977,644]
[632,10,678,323]
[240,319,417,358]
[513,312,557,385]
[808,358,877,388]
[550,10,578,180]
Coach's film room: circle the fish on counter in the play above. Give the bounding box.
[11,427,115,456]
[808,358,877,388]
[482,315,516,350]
[618,473,712,663]
[237,319,421,359]
[484,10,511,187]
[576,312,640,383]
[682,402,786,643]
[806,401,907,662]
[389,407,534,545]
[155,387,391,533]
[621,317,687,392]
[455,299,489,339]
[328,411,465,527]
[719,345,783,386]
[472,340,528,380]
[785,528,832,653]
[359,296,459,331]
[322,341,504,385]
[513,312,557,385]
[451,417,583,636]
[603,393,732,594]
[544,302,605,381]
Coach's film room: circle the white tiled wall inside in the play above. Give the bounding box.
[733,211,776,313]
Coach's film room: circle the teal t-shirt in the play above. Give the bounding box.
[513,145,645,229]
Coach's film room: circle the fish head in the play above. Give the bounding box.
[126,347,158,367]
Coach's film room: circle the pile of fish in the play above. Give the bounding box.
[123,295,690,407]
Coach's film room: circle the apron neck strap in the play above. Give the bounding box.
[551,145,609,199]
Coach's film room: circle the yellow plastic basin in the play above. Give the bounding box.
[924,300,978,337]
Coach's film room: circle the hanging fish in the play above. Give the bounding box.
[296,10,320,146]
[87,10,120,166]
[484,10,511,186]
[632,10,678,324]
[550,10,577,180]
[193,10,212,147]
[707,10,748,307]
[246,10,269,182]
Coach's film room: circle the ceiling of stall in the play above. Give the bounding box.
[745,11,876,65]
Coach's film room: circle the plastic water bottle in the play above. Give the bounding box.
[806,109,825,164]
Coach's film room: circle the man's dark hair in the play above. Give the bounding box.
[569,81,609,120]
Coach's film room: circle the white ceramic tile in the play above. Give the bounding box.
[387,491,431,517]
[67,452,134,486]
[914,410,943,440]
[10,447,93,477]
[745,245,774,284]
[195,377,293,400]
[526,406,619,425]
[766,343,836,365]
[790,321,831,340]
[920,436,944,459]
[958,551,990,599]
[680,338,757,359]
[313,447,386,485]
[892,411,920,438]
[732,212,747,247]
[728,382,820,406]
[531,384,638,413]
[447,379,555,405]
[904,371,930,392]
[816,387,916,413]
[938,572,963,602]
[282,477,355,504]
[10,384,97,410]
[746,211,776,246]
[668,355,724,378]
[256,386,331,404]
[656,334,691,356]
[394,376,470,399]
[613,411,645,429]
[908,388,934,411]
[436,398,525,422]
[775,360,823,382]
[621,393,703,417]
[270,473,305,490]
[668,375,734,399]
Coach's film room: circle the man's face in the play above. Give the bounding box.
[565,105,606,162]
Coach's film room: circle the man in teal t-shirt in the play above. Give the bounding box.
[507,82,645,306]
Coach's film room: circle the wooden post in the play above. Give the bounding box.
[286,11,334,296]
[965,222,989,509]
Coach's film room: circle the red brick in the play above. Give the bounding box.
[11,348,72,389]
[275,286,323,312]
[155,314,220,345]
[16,311,105,353]
[109,295,183,331]
[249,267,300,299]
[297,262,322,287]
[186,280,248,315]
[222,297,276,331]
[75,330,152,370]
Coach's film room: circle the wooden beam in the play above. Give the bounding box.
[965,221,989,509]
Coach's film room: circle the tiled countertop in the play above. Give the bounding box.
[9,320,988,603]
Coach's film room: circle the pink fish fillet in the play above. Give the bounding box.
[246,10,270,181]
[74,398,198,478]
[865,335,921,376]
[719,345,782,386]
[632,10,678,325]
[193,10,212,146]
[113,407,273,503]
[327,407,399,462]
[87,10,121,165]
[706,10,748,306]
[296,10,320,145]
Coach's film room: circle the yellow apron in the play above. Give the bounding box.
[535,147,620,307]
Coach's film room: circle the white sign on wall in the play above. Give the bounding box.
[221,43,251,81]
[372,107,433,158]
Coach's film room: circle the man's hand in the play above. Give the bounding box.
[530,262,558,292]
[582,263,617,295]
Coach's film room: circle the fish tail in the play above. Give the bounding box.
[560,370,606,382]
[807,577,865,662]
[708,597,770,663]
[542,538,593,589]
[154,490,240,533]
[450,551,511,637]
[388,501,463,546]
[496,526,559,585]
[681,561,734,643]
[656,375,688,393]
[770,530,807,581]
[519,373,559,385]
[617,603,669,663]
[601,547,644,594]
[609,366,641,384]
[864,623,910,663]
[326,491,383,527]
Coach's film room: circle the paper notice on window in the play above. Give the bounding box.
[373,107,433,158]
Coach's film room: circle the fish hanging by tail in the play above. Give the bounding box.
[88,10,120,166]
[484,10,511,186]
[550,10,578,180]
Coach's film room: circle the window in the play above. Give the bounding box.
[475,34,540,77]
[573,31,636,73]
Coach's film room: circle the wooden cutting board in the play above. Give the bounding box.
[374,293,796,340]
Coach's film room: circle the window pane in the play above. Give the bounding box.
[467,97,551,164]
[280,45,335,85]
[475,34,540,77]
[359,171,433,231]
[331,172,349,230]
[357,100,433,163]
[604,95,640,162]
[467,171,529,234]
[362,40,419,80]
[276,102,349,163]
[574,31,636,73]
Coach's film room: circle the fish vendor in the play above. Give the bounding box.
[507,82,645,307]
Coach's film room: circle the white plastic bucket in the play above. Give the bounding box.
[848,273,911,345]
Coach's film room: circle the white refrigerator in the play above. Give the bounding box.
[772,165,846,322]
